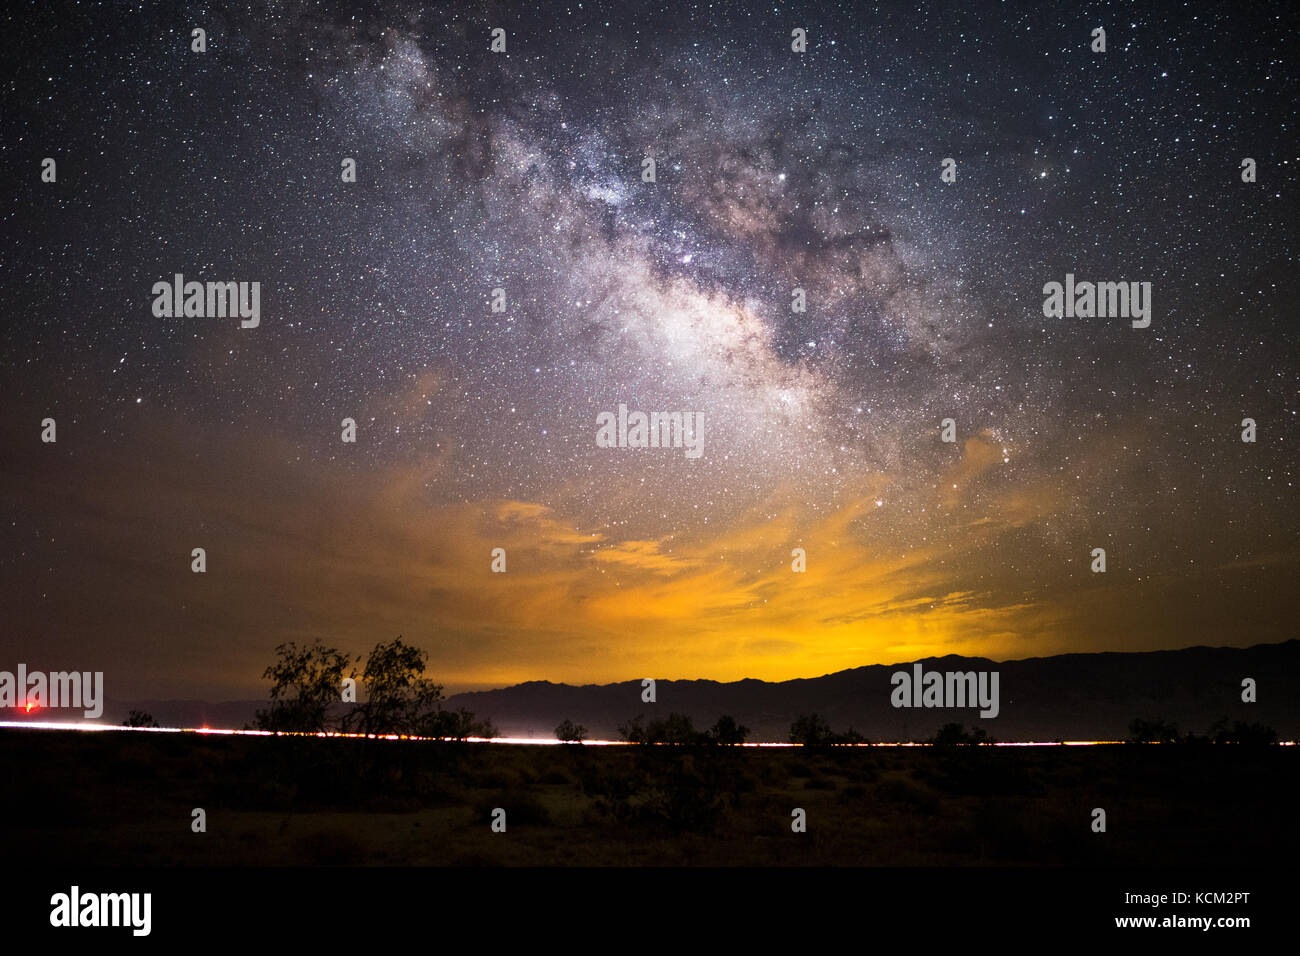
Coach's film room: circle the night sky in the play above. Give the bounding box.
[2,0,1296,700]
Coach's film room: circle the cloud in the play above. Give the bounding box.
[589,539,697,574]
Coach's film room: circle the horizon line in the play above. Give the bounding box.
[2,721,1295,747]
[86,636,1298,702]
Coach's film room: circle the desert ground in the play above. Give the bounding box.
[7,729,1293,866]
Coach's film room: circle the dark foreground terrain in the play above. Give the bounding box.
[6,729,1295,866]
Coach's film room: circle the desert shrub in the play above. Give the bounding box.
[875,777,940,815]
[292,828,367,865]
[477,793,551,827]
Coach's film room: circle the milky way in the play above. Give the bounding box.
[3,1,1297,696]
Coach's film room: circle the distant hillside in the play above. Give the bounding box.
[97,699,268,729]
[443,640,1300,742]
[62,640,1299,741]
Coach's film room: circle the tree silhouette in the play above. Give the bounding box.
[617,715,647,743]
[618,713,705,745]
[789,713,834,747]
[253,638,496,738]
[1211,719,1278,746]
[654,712,701,745]
[335,637,498,738]
[428,706,498,740]
[833,727,869,746]
[709,714,750,746]
[254,640,355,733]
[342,637,445,736]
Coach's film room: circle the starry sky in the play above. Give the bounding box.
[2,0,1297,699]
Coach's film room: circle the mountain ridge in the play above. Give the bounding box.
[47,639,1298,741]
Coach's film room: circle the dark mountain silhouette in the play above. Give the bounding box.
[443,640,1299,741]
[75,640,1298,741]
[100,699,267,729]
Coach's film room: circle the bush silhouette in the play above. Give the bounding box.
[928,722,994,746]
[124,710,158,728]
[789,713,834,747]
[555,718,587,744]
[619,712,707,745]
[1126,717,1180,744]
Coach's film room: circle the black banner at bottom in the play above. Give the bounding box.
[5,866,1275,942]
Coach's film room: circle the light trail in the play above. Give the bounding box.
[2,719,1292,745]
[0,720,1163,745]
